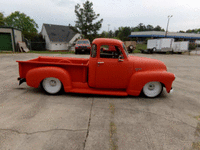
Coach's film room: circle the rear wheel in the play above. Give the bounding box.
[142,82,163,98]
[42,77,62,94]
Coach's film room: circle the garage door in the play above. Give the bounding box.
[0,33,13,51]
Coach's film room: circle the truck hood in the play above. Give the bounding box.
[128,56,167,71]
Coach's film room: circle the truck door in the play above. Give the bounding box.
[94,45,131,89]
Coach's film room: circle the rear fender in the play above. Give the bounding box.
[26,67,72,92]
[127,71,175,96]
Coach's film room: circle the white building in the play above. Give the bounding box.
[41,24,81,51]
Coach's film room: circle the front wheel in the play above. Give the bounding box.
[142,82,163,98]
[42,77,62,94]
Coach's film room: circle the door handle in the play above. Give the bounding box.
[97,62,104,64]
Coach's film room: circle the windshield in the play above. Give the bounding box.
[77,40,90,44]
[122,43,129,57]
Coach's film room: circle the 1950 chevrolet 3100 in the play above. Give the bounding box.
[17,38,175,98]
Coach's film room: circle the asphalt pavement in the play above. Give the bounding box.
[0,53,200,150]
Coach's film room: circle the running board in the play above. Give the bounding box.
[69,88,128,96]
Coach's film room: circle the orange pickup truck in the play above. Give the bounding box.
[17,38,175,98]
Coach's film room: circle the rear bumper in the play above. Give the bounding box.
[17,77,26,85]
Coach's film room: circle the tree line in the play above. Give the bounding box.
[99,23,165,41]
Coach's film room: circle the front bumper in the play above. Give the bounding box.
[76,47,90,52]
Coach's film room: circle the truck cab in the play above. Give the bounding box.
[88,38,133,89]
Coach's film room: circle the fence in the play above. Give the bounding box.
[24,39,46,51]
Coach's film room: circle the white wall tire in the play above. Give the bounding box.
[143,82,163,98]
[42,77,62,94]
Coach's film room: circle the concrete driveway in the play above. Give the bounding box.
[0,53,199,150]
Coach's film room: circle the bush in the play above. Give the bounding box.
[189,43,196,50]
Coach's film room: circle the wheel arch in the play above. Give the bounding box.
[127,71,175,96]
[26,67,72,92]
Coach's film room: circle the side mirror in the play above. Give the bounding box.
[118,56,124,62]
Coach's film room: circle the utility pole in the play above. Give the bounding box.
[165,15,173,37]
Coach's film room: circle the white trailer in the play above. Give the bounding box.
[172,41,189,53]
[147,38,189,53]
[195,40,200,44]
[195,40,200,49]
[147,38,174,53]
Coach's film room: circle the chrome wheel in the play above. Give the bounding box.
[42,77,62,94]
[143,82,163,98]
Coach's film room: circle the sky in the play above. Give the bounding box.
[1,0,200,34]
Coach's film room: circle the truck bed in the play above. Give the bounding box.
[17,56,89,83]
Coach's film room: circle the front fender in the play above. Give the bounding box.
[26,67,72,92]
[127,71,175,96]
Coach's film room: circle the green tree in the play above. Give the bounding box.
[137,23,146,31]
[116,26,131,41]
[114,29,119,37]
[108,30,114,38]
[179,30,185,33]
[4,11,38,39]
[154,25,164,31]
[186,28,200,33]
[74,0,103,41]
[131,26,140,32]
[0,12,4,26]
[146,24,154,31]
[100,31,108,38]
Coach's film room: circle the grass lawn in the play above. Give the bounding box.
[1,44,147,54]
[133,43,147,53]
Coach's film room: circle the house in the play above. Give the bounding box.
[0,27,22,52]
[41,24,81,51]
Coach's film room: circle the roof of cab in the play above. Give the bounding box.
[92,38,123,45]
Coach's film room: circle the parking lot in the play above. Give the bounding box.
[0,53,200,150]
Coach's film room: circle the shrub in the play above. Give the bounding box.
[189,43,196,50]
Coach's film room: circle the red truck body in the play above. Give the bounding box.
[17,38,175,97]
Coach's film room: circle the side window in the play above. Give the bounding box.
[100,45,124,59]
[91,44,97,58]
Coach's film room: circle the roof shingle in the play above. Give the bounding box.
[43,24,77,42]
